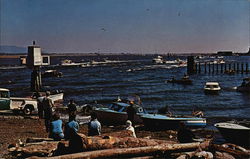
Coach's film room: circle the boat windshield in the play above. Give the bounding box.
[206,85,218,88]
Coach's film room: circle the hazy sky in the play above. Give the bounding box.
[0,0,249,53]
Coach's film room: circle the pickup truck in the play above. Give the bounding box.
[0,88,38,115]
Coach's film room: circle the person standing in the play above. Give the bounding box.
[36,92,44,119]
[126,101,136,126]
[67,99,77,121]
[43,91,54,132]
[88,112,101,136]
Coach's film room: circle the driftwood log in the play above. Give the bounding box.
[31,142,209,159]
[9,130,176,157]
[211,144,250,158]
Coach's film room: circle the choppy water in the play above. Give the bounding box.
[0,55,250,119]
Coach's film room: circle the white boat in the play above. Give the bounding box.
[48,92,64,103]
[214,122,250,146]
[204,82,221,94]
[236,77,250,93]
[42,70,62,78]
[93,101,146,125]
[141,114,206,130]
[152,56,164,64]
[61,59,81,66]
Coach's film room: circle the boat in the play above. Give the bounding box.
[48,92,64,103]
[141,113,206,130]
[214,121,250,147]
[152,56,164,64]
[167,77,192,85]
[31,90,64,103]
[93,101,146,125]
[204,82,221,94]
[236,77,250,93]
[41,70,62,78]
[61,59,81,66]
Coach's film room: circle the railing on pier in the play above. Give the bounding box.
[195,62,249,74]
[187,56,249,75]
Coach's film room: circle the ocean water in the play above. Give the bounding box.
[0,55,249,119]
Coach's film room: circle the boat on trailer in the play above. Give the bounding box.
[141,113,206,130]
[93,101,146,126]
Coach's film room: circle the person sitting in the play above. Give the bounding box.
[64,118,79,140]
[192,107,204,118]
[88,112,101,136]
[49,113,64,141]
[126,120,136,138]
[177,122,195,143]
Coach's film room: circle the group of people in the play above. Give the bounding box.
[35,91,102,141]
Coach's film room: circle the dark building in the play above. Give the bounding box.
[217,51,233,56]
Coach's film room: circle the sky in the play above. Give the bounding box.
[0,0,249,53]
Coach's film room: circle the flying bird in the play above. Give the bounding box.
[101,28,106,31]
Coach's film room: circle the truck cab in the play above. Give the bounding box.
[0,88,11,110]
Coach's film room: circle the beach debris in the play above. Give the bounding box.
[8,130,250,159]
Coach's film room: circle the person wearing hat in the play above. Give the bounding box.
[42,91,54,132]
[126,120,136,138]
[126,101,136,126]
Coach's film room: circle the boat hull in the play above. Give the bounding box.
[141,114,206,130]
[167,79,192,85]
[49,93,64,103]
[215,123,250,147]
[236,86,250,93]
[94,108,143,125]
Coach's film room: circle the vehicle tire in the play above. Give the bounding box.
[23,106,33,115]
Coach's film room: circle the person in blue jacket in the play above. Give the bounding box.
[49,113,64,141]
[64,118,79,140]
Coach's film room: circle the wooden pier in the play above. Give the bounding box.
[187,56,249,75]
[195,62,249,74]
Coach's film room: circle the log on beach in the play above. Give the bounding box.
[32,142,208,159]
[211,144,250,158]
[9,130,176,157]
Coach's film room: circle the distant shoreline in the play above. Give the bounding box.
[0,52,249,59]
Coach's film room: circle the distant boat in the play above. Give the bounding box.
[204,82,221,94]
[152,56,164,64]
[141,114,206,130]
[167,77,192,85]
[61,59,81,66]
[42,70,62,78]
[236,77,250,93]
[214,121,250,147]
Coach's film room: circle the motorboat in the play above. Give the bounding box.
[41,70,62,78]
[93,101,146,125]
[204,82,221,94]
[214,121,250,147]
[152,56,164,64]
[236,77,250,93]
[167,77,192,85]
[141,113,206,130]
[61,59,81,66]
